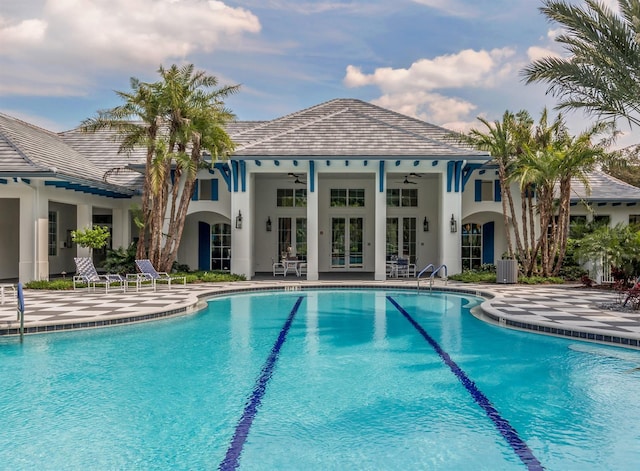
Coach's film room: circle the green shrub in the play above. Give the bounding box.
[24,280,74,290]
[449,271,497,283]
[518,276,564,284]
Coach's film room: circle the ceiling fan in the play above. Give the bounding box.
[400,175,417,185]
[288,172,306,185]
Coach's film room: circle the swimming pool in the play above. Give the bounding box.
[1,289,639,470]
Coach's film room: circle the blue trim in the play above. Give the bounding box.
[214,162,232,192]
[13,177,30,184]
[44,181,130,198]
[192,180,199,201]
[494,180,502,202]
[255,160,261,166]
[474,180,482,202]
[387,296,544,471]
[231,161,239,193]
[462,163,483,192]
[170,169,175,185]
[0,179,6,184]
[454,160,462,193]
[309,160,315,193]
[212,179,219,201]
[628,203,637,206]
[597,202,607,206]
[363,160,368,166]
[447,161,454,192]
[479,169,486,175]
[379,161,385,193]
[274,160,280,166]
[326,160,331,166]
[413,160,420,167]
[432,161,438,166]
[612,202,621,206]
[240,160,246,192]
[345,160,349,166]
[220,296,304,471]
[293,160,298,166]
[395,160,401,166]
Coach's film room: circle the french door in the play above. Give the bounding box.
[331,217,363,268]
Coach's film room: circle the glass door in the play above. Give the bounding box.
[331,217,363,269]
[211,223,231,271]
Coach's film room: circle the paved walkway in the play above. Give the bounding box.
[1,279,638,349]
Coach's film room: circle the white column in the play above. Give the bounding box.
[306,161,319,281]
[231,173,253,279]
[111,207,130,250]
[18,189,35,282]
[374,161,387,280]
[76,204,92,258]
[439,174,462,275]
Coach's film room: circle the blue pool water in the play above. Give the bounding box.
[1,289,640,470]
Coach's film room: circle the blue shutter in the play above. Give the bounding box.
[192,180,199,201]
[211,179,219,201]
[494,180,501,202]
[474,180,482,202]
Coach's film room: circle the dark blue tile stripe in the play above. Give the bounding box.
[387,296,544,471]
[219,296,304,471]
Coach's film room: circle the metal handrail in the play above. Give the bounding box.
[416,264,448,291]
[17,282,25,341]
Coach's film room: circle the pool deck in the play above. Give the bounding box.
[1,279,639,349]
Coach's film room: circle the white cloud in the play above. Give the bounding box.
[410,0,475,18]
[527,45,561,62]
[0,0,261,95]
[344,48,515,123]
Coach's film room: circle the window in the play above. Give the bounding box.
[387,188,417,207]
[211,223,231,271]
[593,215,610,227]
[474,180,499,202]
[278,217,307,260]
[386,217,417,263]
[331,189,364,207]
[277,188,307,207]
[630,215,640,226]
[48,211,57,256]
[569,215,588,238]
[461,223,482,271]
[191,179,218,201]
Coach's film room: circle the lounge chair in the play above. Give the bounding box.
[135,259,187,290]
[73,257,125,293]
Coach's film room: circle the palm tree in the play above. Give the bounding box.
[81,78,163,261]
[522,0,640,128]
[82,64,239,272]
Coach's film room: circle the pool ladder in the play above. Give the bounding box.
[416,264,448,292]
[16,282,25,341]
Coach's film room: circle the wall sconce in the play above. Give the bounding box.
[450,214,458,233]
[235,210,243,229]
[266,216,272,232]
[423,217,429,232]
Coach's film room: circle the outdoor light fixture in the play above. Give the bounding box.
[423,217,429,232]
[450,214,458,233]
[266,216,272,232]
[235,210,243,229]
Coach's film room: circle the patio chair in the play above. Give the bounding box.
[272,258,285,276]
[135,259,187,290]
[73,257,125,293]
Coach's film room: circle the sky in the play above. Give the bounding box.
[1,0,635,148]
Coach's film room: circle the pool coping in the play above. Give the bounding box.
[2,280,639,351]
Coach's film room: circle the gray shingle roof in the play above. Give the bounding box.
[571,170,640,202]
[60,127,145,187]
[230,98,489,158]
[0,113,135,196]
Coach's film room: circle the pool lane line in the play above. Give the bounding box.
[219,296,304,471]
[386,296,544,471]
